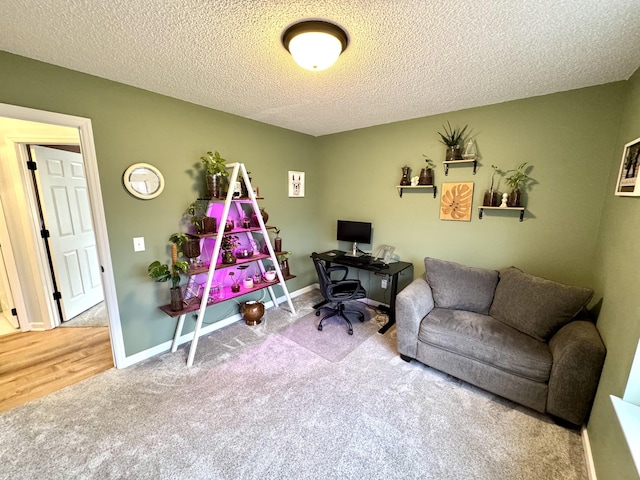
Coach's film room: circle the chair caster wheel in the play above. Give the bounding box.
[315,310,321,316]
[359,316,365,322]
[318,325,323,331]
[348,329,353,335]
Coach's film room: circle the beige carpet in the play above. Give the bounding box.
[280,300,383,362]
[59,301,108,328]
[0,291,587,479]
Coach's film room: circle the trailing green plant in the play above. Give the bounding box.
[186,200,209,232]
[422,155,435,169]
[276,251,291,263]
[200,150,229,176]
[147,260,189,289]
[503,162,531,191]
[221,234,240,252]
[437,121,469,147]
[169,233,189,256]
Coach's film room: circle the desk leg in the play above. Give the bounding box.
[378,272,399,334]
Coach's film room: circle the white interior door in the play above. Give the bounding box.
[30,146,104,320]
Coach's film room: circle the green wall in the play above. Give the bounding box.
[588,67,640,480]
[316,84,625,287]
[2,49,639,479]
[0,51,320,356]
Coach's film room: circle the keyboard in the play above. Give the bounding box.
[337,255,373,266]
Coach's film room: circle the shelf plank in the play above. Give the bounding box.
[188,253,271,276]
[477,206,525,211]
[190,225,276,239]
[159,275,296,318]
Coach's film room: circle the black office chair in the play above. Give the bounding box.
[311,252,367,335]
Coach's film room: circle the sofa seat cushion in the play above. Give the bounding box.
[418,308,552,383]
[424,257,499,315]
[489,267,594,342]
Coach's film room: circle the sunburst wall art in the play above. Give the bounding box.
[440,182,474,221]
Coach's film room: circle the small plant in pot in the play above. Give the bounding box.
[220,235,239,264]
[277,251,292,277]
[169,233,200,267]
[186,200,216,234]
[483,164,504,206]
[200,150,228,198]
[272,228,282,253]
[437,121,469,161]
[148,244,189,312]
[503,162,531,207]
[419,155,435,185]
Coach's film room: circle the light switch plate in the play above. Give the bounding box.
[133,237,145,252]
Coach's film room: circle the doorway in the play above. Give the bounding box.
[0,103,125,368]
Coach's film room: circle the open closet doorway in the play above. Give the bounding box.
[0,103,125,368]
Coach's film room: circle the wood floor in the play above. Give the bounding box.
[0,327,113,413]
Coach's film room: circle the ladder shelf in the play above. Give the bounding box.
[163,163,296,366]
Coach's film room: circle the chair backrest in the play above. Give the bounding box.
[311,253,333,300]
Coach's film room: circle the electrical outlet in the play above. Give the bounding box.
[133,237,145,252]
[381,278,388,289]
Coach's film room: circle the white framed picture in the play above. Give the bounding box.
[615,136,640,196]
[288,171,305,197]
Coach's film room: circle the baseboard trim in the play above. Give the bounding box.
[582,425,598,480]
[117,284,318,368]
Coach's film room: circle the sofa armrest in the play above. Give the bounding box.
[547,320,606,425]
[396,277,435,359]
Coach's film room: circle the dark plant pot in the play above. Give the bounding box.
[183,238,200,259]
[170,287,183,312]
[241,301,265,326]
[483,190,499,206]
[399,166,411,186]
[224,220,234,232]
[222,250,236,264]
[446,145,463,161]
[203,216,217,234]
[418,168,433,185]
[507,189,522,207]
[274,237,282,253]
[207,174,222,199]
[280,259,290,278]
[251,208,269,227]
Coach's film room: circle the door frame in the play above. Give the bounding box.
[0,103,125,368]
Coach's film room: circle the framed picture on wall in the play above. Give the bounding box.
[288,171,305,197]
[440,182,474,221]
[615,136,640,196]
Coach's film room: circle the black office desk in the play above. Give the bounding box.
[315,250,413,334]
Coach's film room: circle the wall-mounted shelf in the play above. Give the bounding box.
[443,159,477,176]
[396,185,438,198]
[478,206,525,221]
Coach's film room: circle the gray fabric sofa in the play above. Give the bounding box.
[396,257,606,426]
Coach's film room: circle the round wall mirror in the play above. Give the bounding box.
[123,163,165,200]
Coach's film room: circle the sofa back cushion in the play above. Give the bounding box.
[424,257,499,315]
[489,267,594,342]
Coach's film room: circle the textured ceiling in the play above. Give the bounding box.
[1,1,640,136]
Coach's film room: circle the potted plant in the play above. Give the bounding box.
[273,228,282,252]
[186,200,216,234]
[276,251,292,277]
[200,150,228,198]
[419,155,435,185]
[220,234,239,264]
[503,162,531,207]
[148,243,189,311]
[437,121,469,161]
[169,233,200,266]
[483,164,504,206]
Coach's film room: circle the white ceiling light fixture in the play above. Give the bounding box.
[282,20,349,71]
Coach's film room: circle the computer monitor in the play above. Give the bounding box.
[337,220,372,256]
